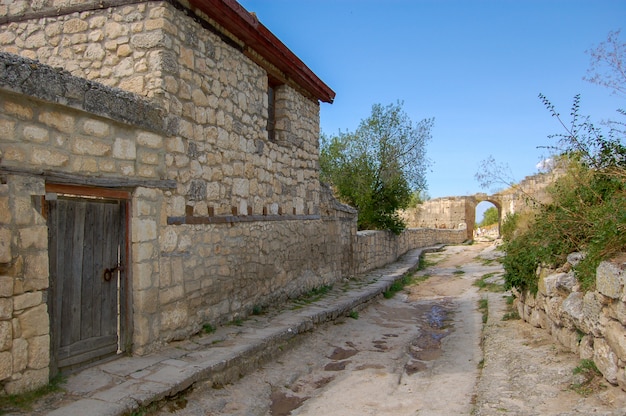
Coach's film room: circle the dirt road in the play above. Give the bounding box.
[155,242,626,416]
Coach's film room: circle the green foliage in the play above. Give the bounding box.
[478,207,499,227]
[501,93,626,293]
[478,297,489,324]
[320,101,433,234]
[499,212,519,242]
[383,273,414,298]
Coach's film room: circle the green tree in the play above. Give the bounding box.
[320,102,433,234]
[478,207,499,227]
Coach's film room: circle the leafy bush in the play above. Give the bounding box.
[501,95,626,293]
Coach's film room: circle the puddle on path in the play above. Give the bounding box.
[404,301,455,375]
[270,391,308,416]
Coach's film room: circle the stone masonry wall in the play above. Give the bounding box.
[0,1,322,217]
[0,175,50,395]
[516,255,626,391]
[352,228,467,276]
[0,1,468,394]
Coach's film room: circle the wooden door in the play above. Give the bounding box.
[47,188,129,374]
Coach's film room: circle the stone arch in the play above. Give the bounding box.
[466,194,503,240]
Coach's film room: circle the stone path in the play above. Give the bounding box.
[4,246,439,416]
[6,242,626,415]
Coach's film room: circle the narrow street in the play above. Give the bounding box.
[153,242,626,416]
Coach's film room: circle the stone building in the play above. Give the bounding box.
[0,0,465,394]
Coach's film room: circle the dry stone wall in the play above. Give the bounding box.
[516,255,626,391]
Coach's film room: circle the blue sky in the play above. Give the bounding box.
[239,0,625,200]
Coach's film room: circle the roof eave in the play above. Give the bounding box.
[186,0,335,104]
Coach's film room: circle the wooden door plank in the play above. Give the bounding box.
[47,199,61,376]
[80,201,97,340]
[102,201,118,338]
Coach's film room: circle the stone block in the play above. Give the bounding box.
[539,272,572,297]
[579,335,594,360]
[23,252,49,291]
[594,337,619,385]
[18,304,48,338]
[27,334,49,370]
[4,368,49,395]
[132,262,154,291]
[72,137,111,156]
[605,320,626,361]
[31,148,69,167]
[3,101,33,120]
[137,131,163,148]
[132,218,157,242]
[135,288,158,314]
[113,137,137,160]
[64,18,89,34]
[583,292,605,337]
[133,241,155,262]
[159,285,184,305]
[23,125,49,143]
[596,261,624,300]
[0,197,11,223]
[13,291,41,311]
[18,225,47,250]
[81,118,111,138]
[0,351,11,381]
[0,227,11,264]
[561,291,584,330]
[0,320,12,351]
[38,111,75,133]
[160,302,188,331]
[12,337,27,373]
[0,298,12,320]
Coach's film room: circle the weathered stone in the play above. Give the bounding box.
[18,304,48,338]
[0,320,12,351]
[0,350,11,381]
[13,291,41,311]
[596,260,624,300]
[18,226,47,250]
[594,337,619,385]
[113,137,136,160]
[27,334,49,370]
[11,337,27,373]
[579,335,594,360]
[539,272,572,297]
[583,291,605,337]
[132,219,157,242]
[23,252,48,291]
[4,367,48,395]
[0,227,11,264]
[82,119,110,137]
[0,298,12,320]
[605,320,626,361]
[561,291,584,330]
[567,252,586,267]
[160,302,188,331]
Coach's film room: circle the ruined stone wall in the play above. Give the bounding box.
[496,170,559,220]
[516,256,626,392]
[401,197,469,234]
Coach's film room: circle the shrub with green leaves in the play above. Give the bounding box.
[502,94,626,293]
